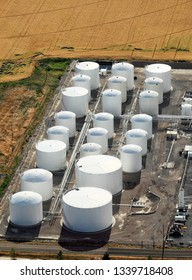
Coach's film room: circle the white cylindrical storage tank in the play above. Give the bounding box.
[181,103,192,116]
[75,61,100,90]
[9,191,43,227]
[145,63,172,93]
[102,89,122,116]
[144,77,163,104]
[111,62,135,90]
[139,90,159,116]
[125,129,148,155]
[87,127,108,153]
[71,74,91,101]
[54,111,76,138]
[20,168,53,202]
[131,114,153,140]
[47,125,69,151]
[62,187,112,232]
[119,144,142,173]
[107,75,127,103]
[75,155,122,195]
[36,140,66,172]
[80,143,102,158]
[61,86,89,118]
[93,112,114,139]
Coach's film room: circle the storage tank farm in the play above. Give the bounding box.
[9,191,43,227]
[62,187,113,232]
[6,59,180,238]
[54,111,76,138]
[145,63,172,93]
[20,168,53,202]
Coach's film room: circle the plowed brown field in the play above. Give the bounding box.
[0,0,192,62]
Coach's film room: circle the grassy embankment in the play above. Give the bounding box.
[0,57,70,197]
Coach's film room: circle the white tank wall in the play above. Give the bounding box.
[71,74,91,101]
[93,112,114,139]
[62,86,89,118]
[144,77,163,104]
[119,144,142,173]
[102,89,122,116]
[9,191,43,227]
[131,114,153,139]
[87,127,108,153]
[139,90,159,116]
[54,111,76,137]
[75,61,100,90]
[145,63,172,93]
[107,76,127,103]
[20,168,53,201]
[36,140,66,172]
[75,155,122,195]
[178,188,185,208]
[47,125,69,150]
[125,129,148,155]
[80,143,102,158]
[111,62,135,90]
[181,103,192,116]
[62,187,112,232]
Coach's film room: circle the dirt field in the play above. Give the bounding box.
[0,0,192,64]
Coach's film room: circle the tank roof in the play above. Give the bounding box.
[10,191,42,205]
[76,61,99,70]
[112,62,134,70]
[76,155,122,174]
[47,126,69,134]
[62,86,88,97]
[94,112,114,120]
[145,63,171,73]
[140,90,159,98]
[131,114,153,122]
[36,140,66,152]
[55,111,76,119]
[88,127,108,136]
[63,187,112,208]
[21,168,52,182]
[120,144,142,153]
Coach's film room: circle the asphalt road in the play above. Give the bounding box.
[0,240,192,259]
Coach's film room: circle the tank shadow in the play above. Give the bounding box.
[112,191,122,214]
[58,225,111,252]
[159,90,171,110]
[5,222,41,242]
[123,171,141,190]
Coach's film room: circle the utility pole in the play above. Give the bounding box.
[162,224,165,259]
